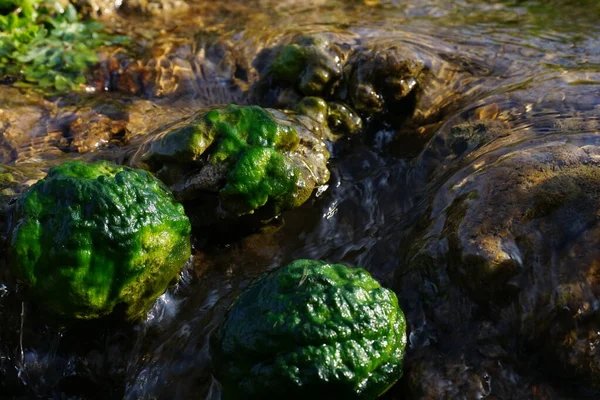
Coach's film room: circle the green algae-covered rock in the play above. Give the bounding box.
[8,160,191,320]
[295,96,363,136]
[270,34,345,96]
[143,104,330,226]
[210,259,407,400]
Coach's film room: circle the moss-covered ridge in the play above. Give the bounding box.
[9,160,191,320]
[210,259,407,400]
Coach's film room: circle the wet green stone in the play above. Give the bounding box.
[146,104,309,217]
[210,259,407,400]
[8,160,191,320]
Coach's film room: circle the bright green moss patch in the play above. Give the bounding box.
[210,259,407,400]
[147,104,306,216]
[206,105,299,163]
[221,146,298,212]
[149,105,300,165]
[9,160,191,320]
[0,0,127,92]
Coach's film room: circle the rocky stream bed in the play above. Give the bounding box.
[1,0,600,399]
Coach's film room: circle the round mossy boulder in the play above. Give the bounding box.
[210,259,407,400]
[8,160,191,320]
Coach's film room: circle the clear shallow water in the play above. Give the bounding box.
[1,1,600,399]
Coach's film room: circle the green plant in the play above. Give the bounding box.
[0,0,127,92]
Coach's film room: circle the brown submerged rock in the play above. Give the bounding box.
[521,222,600,388]
[399,125,600,391]
[0,88,198,166]
[406,137,600,299]
[52,110,128,153]
[0,89,50,165]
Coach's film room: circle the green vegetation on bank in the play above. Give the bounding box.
[0,0,126,92]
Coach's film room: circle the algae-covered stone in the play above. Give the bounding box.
[142,104,330,226]
[210,259,407,400]
[267,32,427,119]
[270,34,346,97]
[8,160,191,320]
[295,96,363,136]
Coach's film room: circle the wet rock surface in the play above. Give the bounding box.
[396,92,600,398]
[1,0,600,399]
[134,105,330,229]
[99,28,489,154]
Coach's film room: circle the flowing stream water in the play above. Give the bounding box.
[1,0,600,398]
